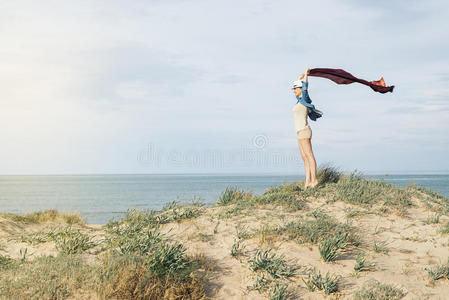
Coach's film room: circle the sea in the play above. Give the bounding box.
[1,174,448,225]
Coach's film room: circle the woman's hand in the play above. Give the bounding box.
[306,68,311,75]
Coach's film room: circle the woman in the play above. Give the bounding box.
[292,68,320,188]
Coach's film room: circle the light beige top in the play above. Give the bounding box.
[292,102,310,132]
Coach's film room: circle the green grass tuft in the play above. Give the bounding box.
[302,267,341,295]
[316,162,344,186]
[353,278,406,300]
[230,239,246,258]
[354,252,375,272]
[217,186,253,206]
[425,257,449,280]
[0,254,16,270]
[268,281,290,300]
[249,249,299,279]
[282,211,361,247]
[50,226,98,254]
[318,233,349,262]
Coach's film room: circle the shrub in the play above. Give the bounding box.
[316,162,343,185]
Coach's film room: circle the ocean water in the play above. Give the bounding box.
[0,174,448,225]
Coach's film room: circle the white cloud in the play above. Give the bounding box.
[1,0,448,174]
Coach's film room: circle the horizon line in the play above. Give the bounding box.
[1,171,449,176]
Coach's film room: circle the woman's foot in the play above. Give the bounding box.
[304,181,312,189]
[310,180,319,188]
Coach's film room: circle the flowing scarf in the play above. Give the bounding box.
[308,68,394,93]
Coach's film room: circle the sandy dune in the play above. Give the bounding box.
[1,184,449,299]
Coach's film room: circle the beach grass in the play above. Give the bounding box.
[302,267,342,295]
[0,209,86,225]
[353,278,406,300]
[0,207,209,299]
[248,248,299,279]
[1,165,449,299]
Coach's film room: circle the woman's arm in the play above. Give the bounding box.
[302,68,311,101]
[303,68,310,82]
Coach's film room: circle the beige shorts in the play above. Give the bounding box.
[296,126,312,139]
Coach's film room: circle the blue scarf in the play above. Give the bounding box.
[295,81,323,121]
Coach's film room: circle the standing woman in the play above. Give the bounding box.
[291,68,323,188]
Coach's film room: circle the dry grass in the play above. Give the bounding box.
[0,209,86,226]
[95,252,206,300]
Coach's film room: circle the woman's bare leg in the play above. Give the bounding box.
[297,138,311,187]
[299,138,318,187]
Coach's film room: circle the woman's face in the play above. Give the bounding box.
[293,87,302,97]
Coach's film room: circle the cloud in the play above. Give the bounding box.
[0,0,448,174]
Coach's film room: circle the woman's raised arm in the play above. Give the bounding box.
[303,68,310,82]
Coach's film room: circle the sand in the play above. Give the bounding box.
[2,191,449,299]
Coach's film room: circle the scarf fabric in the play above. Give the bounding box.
[308,68,394,93]
[296,81,323,121]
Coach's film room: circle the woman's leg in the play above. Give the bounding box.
[297,138,311,187]
[298,138,318,187]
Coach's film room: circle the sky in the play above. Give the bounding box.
[1,0,448,175]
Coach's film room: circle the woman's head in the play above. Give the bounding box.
[292,80,303,97]
[293,87,302,97]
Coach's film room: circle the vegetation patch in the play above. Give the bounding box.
[217,186,253,206]
[354,252,376,272]
[14,225,99,254]
[407,183,449,214]
[212,165,442,219]
[425,212,441,224]
[50,226,98,254]
[329,171,414,214]
[248,274,291,300]
[230,239,246,258]
[249,248,299,279]
[353,278,406,300]
[281,210,361,247]
[0,209,85,225]
[0,207,208,299]
[318,233,350,262]
[96,251,205,300]
[373,239,389,254]
[267,281,290,300]
[302,267,341,295]
[0,254,16,270]
[251,191,305,211]
[106,197,206,231]
[316,162,344,186]
[0,254,97,299]
[439,221,449,235]
[425,257,449,280]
